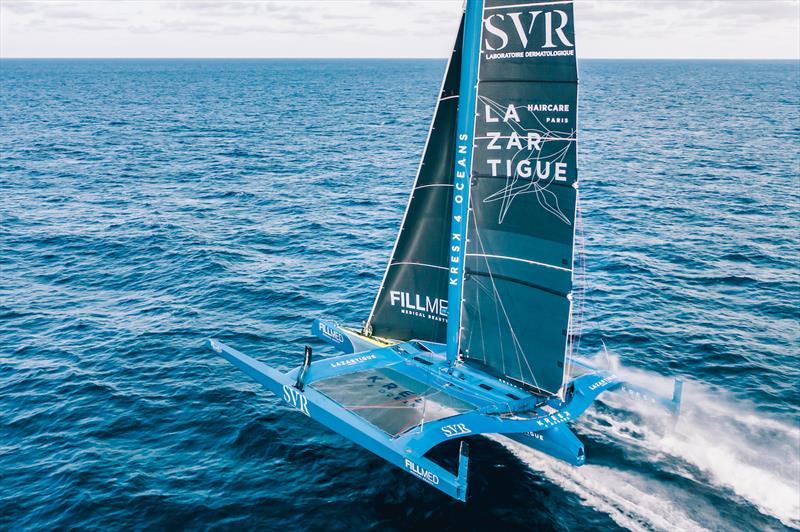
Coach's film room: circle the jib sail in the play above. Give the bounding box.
[365,16,465,343]
[459,0,579,395]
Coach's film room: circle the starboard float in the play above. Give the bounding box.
[210,0,681,501]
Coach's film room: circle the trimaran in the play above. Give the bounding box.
[209,0,681,501]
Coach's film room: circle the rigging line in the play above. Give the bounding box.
[390,261,449,271]
[468,209,508,376]
[470,276,496,364]
[472,276,508,377]
[476,265,487,365]
[439,94,459,101]
[471,207,541,390]
[465,254,572,273]
[470,211,517,379]
[564,201,583,378]
[572,196,588,362]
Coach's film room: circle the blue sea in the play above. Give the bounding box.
[1,58,798,531]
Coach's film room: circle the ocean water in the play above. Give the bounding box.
[1,58,798,531]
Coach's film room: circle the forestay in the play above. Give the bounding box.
[460,0,579,395]
[365,17,465,343]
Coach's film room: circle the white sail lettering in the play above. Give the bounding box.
[485,103,499,122]
[488,159,501,177]
[527,132,542,150]
[535,160,551,179]
[487,132,501,149]
[506,12,530,49]
[517,159,531,178]
[503,104,520,123]
[390,291,401,306]
[554,162,567,181]
[483,14,508,51]
[544,10,573,49]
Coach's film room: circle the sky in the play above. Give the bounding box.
[1,0,798,59]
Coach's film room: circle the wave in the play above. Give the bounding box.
[497,356,800,530]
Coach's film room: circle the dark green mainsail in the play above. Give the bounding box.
[365,17,464,342]
[460,0,578,395]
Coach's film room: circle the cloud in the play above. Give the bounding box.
[0,0,797,58]
[0,1,38,14]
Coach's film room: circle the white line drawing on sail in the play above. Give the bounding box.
[477,95,574,226]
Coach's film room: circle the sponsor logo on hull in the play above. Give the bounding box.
[441,423,472,438]
[318,321,345,344]
[404,458,440,485]
[282,385,310,417]
[330,354,377,368]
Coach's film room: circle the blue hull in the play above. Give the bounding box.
[211,321,681,501]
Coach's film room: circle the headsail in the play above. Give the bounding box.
[460,0,579,395]
[365,16,465,343]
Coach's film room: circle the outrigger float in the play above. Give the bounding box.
[210,0,681,501]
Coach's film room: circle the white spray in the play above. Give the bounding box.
[497,354,800,530]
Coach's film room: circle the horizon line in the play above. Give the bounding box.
[2,56,799,61]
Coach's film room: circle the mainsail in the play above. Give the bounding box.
[365,17,464,343]
[369,1,579,395]
[459,0,579,395]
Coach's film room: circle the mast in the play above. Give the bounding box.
[446,0,484,363]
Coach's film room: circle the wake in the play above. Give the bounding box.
[496,357,800,531]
